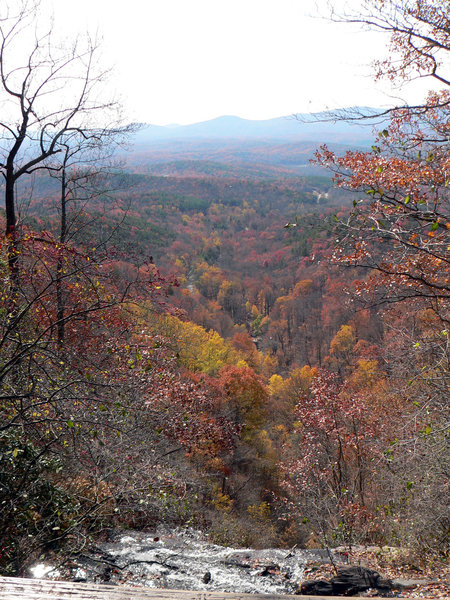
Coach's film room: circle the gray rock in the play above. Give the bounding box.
[391,578,431,589]
[330,566,392,595]
[299,579,334,595]
[202,571,211,584]
[299,565,395,597]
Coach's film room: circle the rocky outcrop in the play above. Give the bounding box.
[57,529,331,594]
[391,577,436,590]
[299,565,392,596]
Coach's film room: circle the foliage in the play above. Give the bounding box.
[1,0,448,572]
[281,371,383,545]
[0,429,77,574]
[309,0,449,554]
[140,308,249,376]
[217,365,269,438]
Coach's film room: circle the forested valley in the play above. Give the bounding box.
[0,0,448,585]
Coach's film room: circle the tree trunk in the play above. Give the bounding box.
[57,165,68,347]
[5,167,18,280]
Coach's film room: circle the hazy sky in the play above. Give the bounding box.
[45,0,434,125]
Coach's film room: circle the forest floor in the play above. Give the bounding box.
[302,545,449,598]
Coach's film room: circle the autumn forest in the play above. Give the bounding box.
[0,0,448,578]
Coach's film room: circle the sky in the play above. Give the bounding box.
[42,0,435,125]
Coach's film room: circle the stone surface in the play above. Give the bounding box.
[36,528,333,595]
[391,578,433,589]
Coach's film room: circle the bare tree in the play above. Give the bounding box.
[0,0,126,278]
[307,0,449,125]
[0,0,186,577]
[327,0,449,88]
[47,131,130,346]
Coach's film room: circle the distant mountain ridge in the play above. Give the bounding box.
[135,109,379,145]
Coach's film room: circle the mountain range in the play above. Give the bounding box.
[134,109,381,146]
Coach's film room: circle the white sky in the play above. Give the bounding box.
[44,0,435,125]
